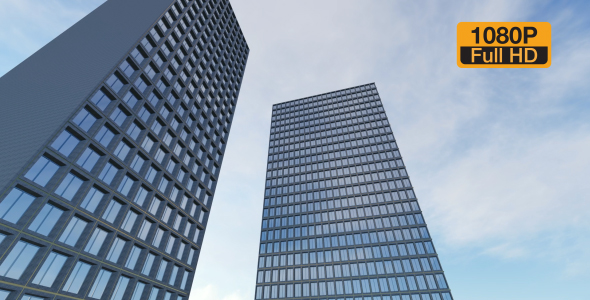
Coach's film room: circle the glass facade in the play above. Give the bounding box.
[0,0,248,299]
[255,84,453,300]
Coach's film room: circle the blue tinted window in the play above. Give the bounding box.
[141,135,156,152]
[20,295,43,300]
[0,241,40,279]
[149,91,162,106]
[88,269,112,299]
[106,237,126,263]
[0,290,9,300]
[114,141,131,161]
[148,287,160,300]
[145,166,159,183]
[51,130,80,156]
[55,173,84,200]
[73,109,97,131]
[80,187,104,213]
[32,251,67,287]
[127,122,143,140]
[130,155,146,173]
[135,76,150,93]
[84,227,108,255]
[153,228,165,247]
[28,203,64,236]
[25,156,60,186]
[118,175,135,196]
[156,259,168,280]
[138,219,153,240]
[77,147,101,171]
[95,126,116,147]
[141,253,156,275]
[158,177,170,193]
[106,74,125,93]
[102,200,122,223]
[125,246,142,270]
[133,186,150,206]
[90,90,113,111]
[110,275,131,300]
[123,91,140,108]
[0,188,36,224]
[121,210,138,232]
[120,60,136,78]
[99,163,119,185]
[169,265,179,285]
[110,107,129,127]
[59,217,88,246]
[138,106,152,122]
[131,47,146,63]
[62,261,91,293]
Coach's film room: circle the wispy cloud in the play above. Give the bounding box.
[1,0,588,299]
[196,0,590,299]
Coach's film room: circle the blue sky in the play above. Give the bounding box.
[1,0,590,299]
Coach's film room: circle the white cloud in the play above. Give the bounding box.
[194,0,590,299]
[1,0,589,299]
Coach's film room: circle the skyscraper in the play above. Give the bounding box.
[0,0,248,299]
[255,84,453,300]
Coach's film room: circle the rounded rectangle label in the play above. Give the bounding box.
[457,22,551,68]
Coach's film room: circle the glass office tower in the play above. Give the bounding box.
[0,0,248,299]
[255,84,453,300]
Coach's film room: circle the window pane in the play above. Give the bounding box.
[153,227,166,247]
[123,91,140,108]
[102,200,122,223]
[91,90,113,111]
[0,290,9,300]
[181,270,190,289]
[80,187,104,213]
[28,203,64,236]
[25,156,60,186]
[77,148,101,171]
[55,173,84,200]
[130,155,146,173]
[0,241,40,279]
[148,287,160,300]
[125,246,142,269]
[96,126,116,147]
[118,175,135,196]
[73,109,97,131]
[0,188,36,223]
[169,265,179,285]
[134,187,150,206]
[84,228,108,255]
[137,219,152,240]
[106,74,124,93]
[110,275,130,300]
[88,269,112,299]
[63,261,91,293]
[59,217,88,246]
[130,282,146,300]
[156,260,168,280]
[99,163,119,185]
[106,237,126,263]
[21,295,44,300]
[32,251,68,287]
[127,122,143,140]
[51,131,80,156]
[114,141,131,161]
[141,253,156,275]
[110,107,128,127]
[121,210,138,232]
